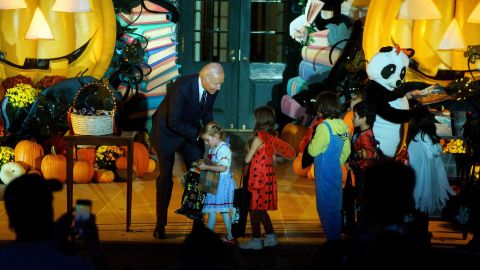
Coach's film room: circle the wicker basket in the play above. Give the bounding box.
[69,81,116,136]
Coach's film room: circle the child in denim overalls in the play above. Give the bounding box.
[308,91,351,241]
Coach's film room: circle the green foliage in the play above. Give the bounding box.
[300,24,318,46]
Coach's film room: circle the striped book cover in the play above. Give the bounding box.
[144,55,177,80]
[301,46,342,67]
[143,43,177,66]
[308,29,329,47]
[117,12,168,25]
[139,64,180,92]
[121,32,175,52]
[286,76,308,96]
[117,18,175,40]
[298,60,331,84]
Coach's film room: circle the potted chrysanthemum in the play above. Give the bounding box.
[4,83,40,132]
[95,145,124,170]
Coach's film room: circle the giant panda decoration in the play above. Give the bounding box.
[363,45,417,157]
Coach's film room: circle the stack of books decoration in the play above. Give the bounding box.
[282,0,353,123]
[116,0,180,123]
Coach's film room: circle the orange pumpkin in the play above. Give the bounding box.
[122,142,150,177]
[292,154,309,177]
[115,156,127,170]
[0,0,116,82]
[364,0,480,82]
[146,158,157,173]
[41,147,66,182]
[77,147,96,164]
[280,123,307,153]
[28,169,43,176]
[307,164,315,180]
[73,160,94,183]
[94,169,115,183]
[14,139,44,171]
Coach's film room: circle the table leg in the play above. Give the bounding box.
[126,141,134,232]
[66,143,74,213]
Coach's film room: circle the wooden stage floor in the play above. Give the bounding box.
[0,153,470,248]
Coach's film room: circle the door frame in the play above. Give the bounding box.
[178,0,242,130]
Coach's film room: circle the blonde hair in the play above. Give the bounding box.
[200,121,226,141]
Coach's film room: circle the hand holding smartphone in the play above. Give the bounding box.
[75,199,92,238]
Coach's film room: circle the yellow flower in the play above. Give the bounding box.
[0,146,15,167]
[5,83,39,109]
[95,145,123,169]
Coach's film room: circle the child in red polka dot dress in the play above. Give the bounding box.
[239,106,295,250]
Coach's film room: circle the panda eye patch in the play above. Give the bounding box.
[400,67,406,80]
[381,64,396,79]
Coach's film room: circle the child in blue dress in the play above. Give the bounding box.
[196,121,236,243]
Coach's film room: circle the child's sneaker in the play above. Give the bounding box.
[221,236,237,245]
[239,238,263,250]
[264,233,278,247]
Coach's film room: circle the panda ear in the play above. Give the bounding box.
[404,48,415,58]
[379,46,394,53]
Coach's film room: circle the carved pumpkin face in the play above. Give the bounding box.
[363,0,480,81]
[0,0,116,82]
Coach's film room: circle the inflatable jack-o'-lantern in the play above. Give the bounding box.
[363,0,480,84]
[0,0,116,82]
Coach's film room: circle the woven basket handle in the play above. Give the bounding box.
[67,106,74,134]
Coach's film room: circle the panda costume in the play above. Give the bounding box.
[363,46,416,157]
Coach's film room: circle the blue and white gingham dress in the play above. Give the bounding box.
[202,142,236,213]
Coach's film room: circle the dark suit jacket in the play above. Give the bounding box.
[150,73,217,156]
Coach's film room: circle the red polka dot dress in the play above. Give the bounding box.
[248,131,277,211]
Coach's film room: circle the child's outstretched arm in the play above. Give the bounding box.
[195,162,227,172]
[245,136,262,163]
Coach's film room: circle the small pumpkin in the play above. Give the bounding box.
[77,147,96,165]
[115,156,127,170]
[307,164,315,180]
[146,158,157,173]
[0,161,26,185]
[94,169,115,183]
[28,169,43,176]
[14,139,44,171]
[292,154,308,177]
[122,142,150,177]
[280,123,307,153]
[73,160,94,184]
[41,147,66,182]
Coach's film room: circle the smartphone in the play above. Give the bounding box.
[75,199,92,223]
[75,199,92,237]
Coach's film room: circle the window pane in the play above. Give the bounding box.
[251,34,285,63]
[193,0,229,62]
[250,1,287,63]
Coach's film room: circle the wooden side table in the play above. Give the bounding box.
[64,131,135,232]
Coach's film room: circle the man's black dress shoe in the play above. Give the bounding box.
[153,225,166,239]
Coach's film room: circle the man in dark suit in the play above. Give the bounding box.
[150,63,224,239]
